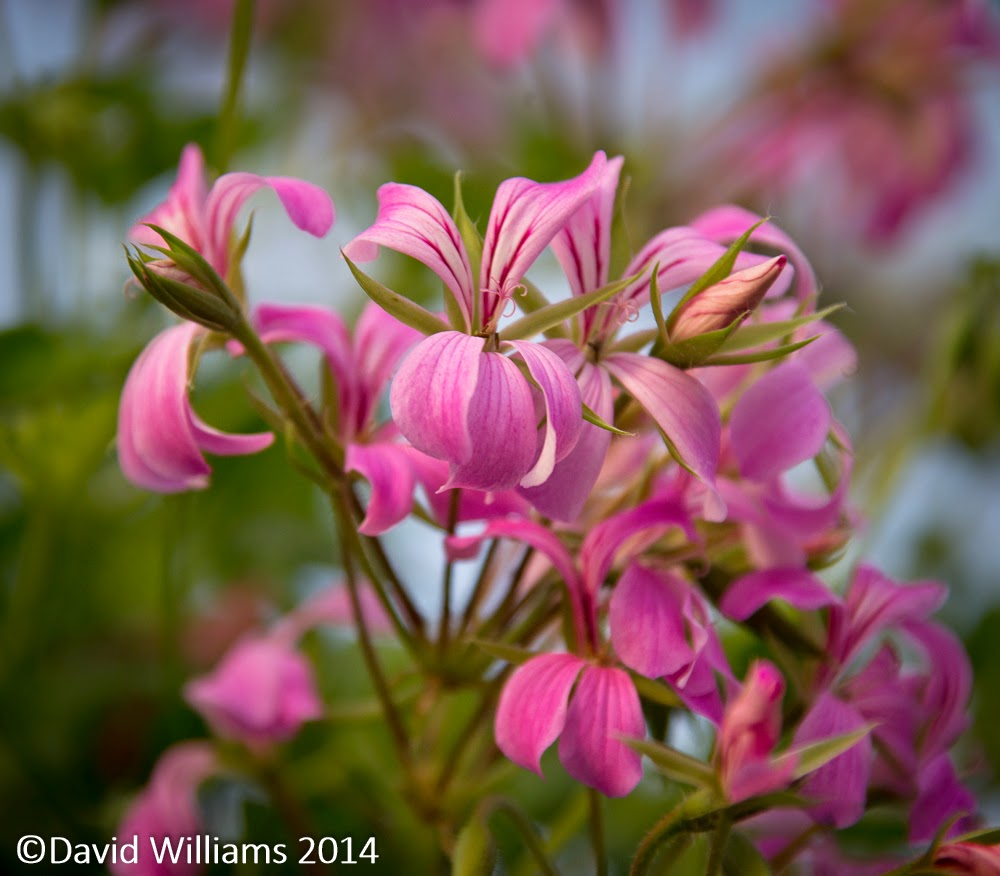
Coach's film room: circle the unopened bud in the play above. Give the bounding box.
[127,251,238,332]
[671,255,786,343]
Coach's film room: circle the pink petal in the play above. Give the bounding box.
[519,357,613,521]
[444,350,538,491]
[793,692,872,828]
[933,842,1000,875]
[730,362,831,483]
[911,754,976,844]
[495,653,586,776]
[550,155,624,298]
[353,302,424,426]
[794,320,857,390]
[505,340,583,488]
[604,352,723,519]
[691,205,818,301]
[721,567,839,621]
[471,0,561,68]
[343,183,475,328]
[129,143,208,253]
[345,442,417,535]
[719,660,785,786]
[609,565,698,678]
[117,323,272,492]
[204,171,334,272]
[480,152,607,324]
[390,331,482,467]
[558,665,645,797]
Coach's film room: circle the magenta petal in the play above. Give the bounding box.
[609,565,696,678]
[558,665,645,797]
[495,653,585,776]
[691,205,818,300]
[344,183,475,328]
[794,693,872,828]
[519,358,613,521]
[445,350,538,491]
[730,362,831,483]
[390,331,483,467]
[505,340,582,488]
[189,413,274,456]
[345,442,417,535]
[480,152,607,316]
[550,155,624,298]
[910,753,976,844]
[721,568,839,621]
[604,352,723,519]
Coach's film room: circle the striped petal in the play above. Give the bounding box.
[345,442,418,536]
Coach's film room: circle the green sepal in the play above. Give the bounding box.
[452,815,496,876]
[702,335,817,366]
[142,223,238,310]
[343,252,451,336]
[583,402,634,437]
[664,219,768,336]
[499,268,646,342]
[126,249,235,332]
[624,737,718,790]
[779,722,875,781]
[722,830,774,875]
[629,671,682,707]
[657,320,745,369]
[718,303,844,353]
[610,328,659,353]
[470,638,536,665]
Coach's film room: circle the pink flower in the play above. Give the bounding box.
[345,154,610,499]
[184,635,323,748]
[934,842,1000,875]
[117,322,273,492]
[130,143,334,279]
[111,742,217,875]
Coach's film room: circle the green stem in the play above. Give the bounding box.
[706,816,731,876]
[215,0,255,173]
[490,802,560,876]
[438,490,461,658]
[458,539,499,634]
[588,789,608,876]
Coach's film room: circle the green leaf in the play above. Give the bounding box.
[500,269,646,342]
[782,723,876,781]
[722,830,773,876]
[343,253,451,337]
[703,335,817,366]
[469,638,536,665]
[452,816,496,876]
[583,402,634,437]
[718,304,844,353]
[664,219,768,335]
[624,738,717,789]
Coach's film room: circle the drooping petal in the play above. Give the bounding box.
[343,183,475,328]
[550,155,624,298]
[721,567,839,621]
[390,331,483,466]
[505,340,583,488]
[444,350,538,491]
[129,142,208,253]
[604,352,723,519]
[345,442,418,536]
[558,665,645,797]
[204,171,335,272]
[609,565,700,679]
[793,692,872,828]
[691,205,818,301]
[519,356,613,521]
[911,753,977,844]
[495,653,585,777]
[730,362,831,483]
[480,152,608,324]
[352,302,424,427]
[117,323,273,492]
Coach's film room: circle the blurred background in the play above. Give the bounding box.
[1,0,999,871]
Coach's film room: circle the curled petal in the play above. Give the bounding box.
[558,665,645,797]
[204,171,335,271]
[495,653,585,776]
[721,568,840,621]
[117,323,273,492]
[130,143,208,252]
[345,442,417,536]
[390,331,483,467]
[505,340,582,488]
[730,362,831,483]
[691,205,818,301]
[481,152,607,322]
[550,155,624,298]
[604,352,723,519]
[343,184,475,328]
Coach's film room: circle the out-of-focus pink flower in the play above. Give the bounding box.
[130,143,334,279]
[184,635,323,749]
[277,580,394,639]
[346,155,612,502]
[111,742,217,875]
[117,322,273,492]
[934,842,1000,875]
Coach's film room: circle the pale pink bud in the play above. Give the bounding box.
[670,255,786,343]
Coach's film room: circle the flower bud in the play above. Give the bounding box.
[670,255,786,343]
